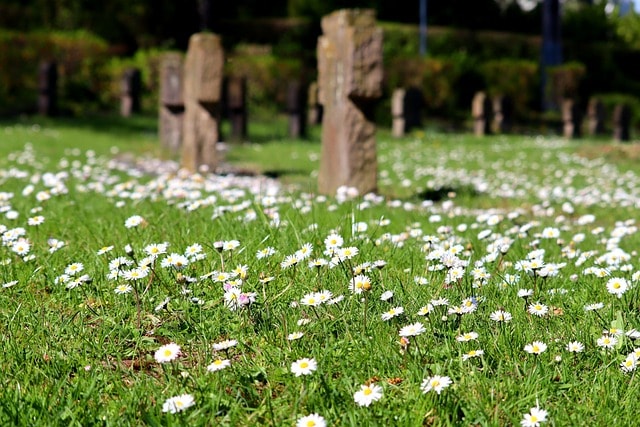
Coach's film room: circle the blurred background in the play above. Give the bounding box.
[2,0,640,132]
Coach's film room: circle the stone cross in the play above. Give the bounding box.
[472,92,491,136]
[613,103,631,142]
[287,80,307,138]
[182,33,224,172]
[562,98,582,139]
[121,68,141,117]
[38,61,58,116]
[159,53,184,155]
[317,9,383,195]
[587,97,605,136]
[225,76,247,141]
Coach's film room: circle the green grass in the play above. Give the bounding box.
[1,115,640,426]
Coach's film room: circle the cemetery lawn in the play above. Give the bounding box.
[1,116,640,426]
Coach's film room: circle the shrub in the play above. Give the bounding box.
[386,55,467,116]
[595,93,640,128]
[104,48,170,113]
[0,30,110,116]
[225,45,305,118]
[481,59,539,118]
[546,61,586,104]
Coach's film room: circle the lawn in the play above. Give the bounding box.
[1,114,639,426]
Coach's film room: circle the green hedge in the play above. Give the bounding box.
[103,48,169,113]
[0,29,110,116]
[481,59,539,118]
[381,22,540,62]
[386,54,475,117]
[595,93,640,128]
[546,61,586,105]
[225,45,305,117]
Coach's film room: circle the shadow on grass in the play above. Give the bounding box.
[409,184,481,202]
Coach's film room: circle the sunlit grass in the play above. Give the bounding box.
[1,116,640,425]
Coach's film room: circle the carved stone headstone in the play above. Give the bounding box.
[492,95,513,134]
[121,68,141,117]
[587,97,605,136]
[159,53,184,155]
[317,9,383,195]
[182,33,224,172]
[392,87,424,137]
[38,61,58,116]
[307,81,323,125]
[562,99,582,139]
[472,92,492,136]
[287,80,307,138]
[225,76,247,142]
[613,103,631,142]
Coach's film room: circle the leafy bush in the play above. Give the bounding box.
[225,45,305,118]
[481,59,539,118]
[546,61,586,104]
[104,48,171,113]
[595,93,640,128]
[386,55,468,116]
[0,30,110,116]
[381,22,540,62]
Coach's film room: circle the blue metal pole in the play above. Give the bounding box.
[420,0,427,56]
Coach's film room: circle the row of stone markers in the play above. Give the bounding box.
[468,92,632,142]
[561,98,631,142]
[37,61,143,117]
[39,8,637,198]
[471,92,514,136]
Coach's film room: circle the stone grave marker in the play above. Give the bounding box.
[613,103,631,142]
[182,33,224,172]
[286,80,307,138]
[491,95,513,134]
[472,92,491,136]
[225,76,247,141]
[562,99,582,139]
[391,88,406,137]
[587,97,605,136]
[121,68,141,117]
[159,53,184,155]
[317,9,383,195]
[392,87,424,137]
[38,61,58,116]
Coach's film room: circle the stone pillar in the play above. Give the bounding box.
[159,53,185,155]
[562,99,582,139]
[226,76,247,142]
[391,88,406,137]
[613,104,631,142]
[587,97,605,136]
[392,87,424,138]
[307,81,323,125]
[182,33,224,172]
[472,92,491,136]
[492,95,513,134]
[287,80,307,138]
[404,87,424,133]
[121,68,142,117]
[38,61,58,116]
[317,9,383,195]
